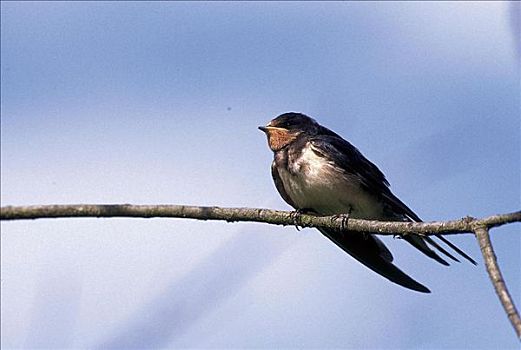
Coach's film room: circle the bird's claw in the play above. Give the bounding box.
[290,208,312,231]
[332,207,352,236]
[290,210,303,231]
[331,213,350,233]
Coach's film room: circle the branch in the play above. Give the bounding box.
[474,226,521,338]
[1,204,519,236]
[1,204,520,338]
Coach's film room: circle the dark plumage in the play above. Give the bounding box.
[259,112,475,293]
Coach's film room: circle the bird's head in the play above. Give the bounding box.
[259,112,318,151]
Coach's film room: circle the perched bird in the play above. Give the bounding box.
[259,112,475,293]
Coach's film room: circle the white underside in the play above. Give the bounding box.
[277,143,385,219]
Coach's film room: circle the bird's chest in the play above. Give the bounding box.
[275,144,365,216]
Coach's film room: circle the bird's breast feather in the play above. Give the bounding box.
[278,142,382,217]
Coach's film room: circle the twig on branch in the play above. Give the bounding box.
[474,225,521,338]
[0,204,519,236]
[1,204,520,338]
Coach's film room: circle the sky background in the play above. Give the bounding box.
[1,1,520,349]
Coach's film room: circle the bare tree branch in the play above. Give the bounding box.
[474,225,521,338]
[0,204,519,235]
[1,204,520,338]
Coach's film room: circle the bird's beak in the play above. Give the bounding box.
[258,126,269,133]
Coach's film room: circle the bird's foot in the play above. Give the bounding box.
[331,212,350,233]
[332,207,352,235]
[290,208,313,231]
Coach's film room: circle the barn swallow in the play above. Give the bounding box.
[259,112,476,293]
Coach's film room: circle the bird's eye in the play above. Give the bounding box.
[277,120,295,129]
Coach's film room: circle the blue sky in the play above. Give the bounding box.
[1,2,520,349]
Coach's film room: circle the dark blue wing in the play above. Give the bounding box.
[271,161,297,208]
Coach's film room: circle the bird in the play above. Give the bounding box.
[259,112,476,293]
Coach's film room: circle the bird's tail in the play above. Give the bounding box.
[318,228,431,293]
[402,228,477,266]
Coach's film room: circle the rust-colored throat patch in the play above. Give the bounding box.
[264,127,300,151]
